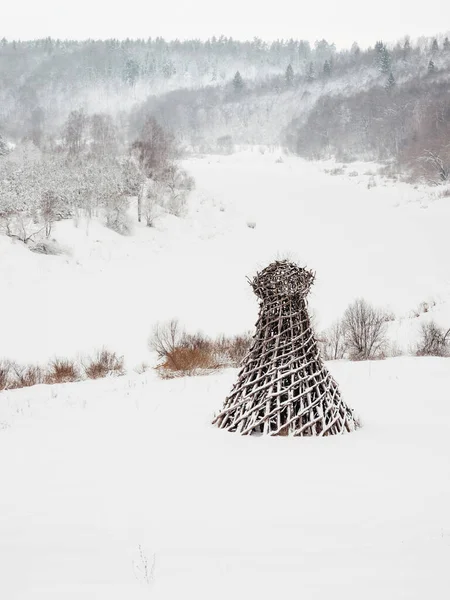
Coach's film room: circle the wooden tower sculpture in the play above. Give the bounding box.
[213,260,360,436]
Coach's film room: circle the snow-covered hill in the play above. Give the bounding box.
[1,150,450,599]
[0,149,449,367]
[1,357,450,599]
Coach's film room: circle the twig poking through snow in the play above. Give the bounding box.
[133,544,156,585]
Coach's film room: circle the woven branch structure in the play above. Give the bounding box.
[214,260,360,436]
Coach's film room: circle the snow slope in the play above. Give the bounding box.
[0,149,449,367]
[1,150,450,598]
[1,357,450,599]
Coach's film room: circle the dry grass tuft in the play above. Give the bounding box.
[45,358,81,384]
[151,321,253,378]
[83,349,125,379]
[159,346,220,375]
[10,364,45,388]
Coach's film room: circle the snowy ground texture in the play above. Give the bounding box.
[1,359,450,599]
[1,149,450,598]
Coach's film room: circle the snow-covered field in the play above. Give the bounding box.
[1,150,450,598]
[1,358,450,599]
[1,149,449,366]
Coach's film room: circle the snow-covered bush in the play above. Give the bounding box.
[162,165,194,217]
[143,181,165,226]
[104,195,132,235]
[0,360,12,390]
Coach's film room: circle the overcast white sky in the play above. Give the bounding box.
[3,0,450,49]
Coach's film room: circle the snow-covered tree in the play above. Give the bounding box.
[123,58,140,86]
[385,72,396,90]
[285,64,294,87]
[323,60,332,78]
[306,62,315,82]
[377,44,391,74]
[0,134,8,157]
[428,59,436,74]
[232,71,244,93]
[63,109,88,157]
[90,113,118,158]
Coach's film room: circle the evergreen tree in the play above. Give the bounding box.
[385,72,396,91]
[431,38,439,55]
[403,37,411,58]
[375,40,384,54]
[232,70,244,93]
[306,62,315,82]
[285,63,294,87]
[428,59,436,74]
[443,37,450,52]
[323,60,332,77]
[351,42,361,61]
[379,46,391,74]
[0,134,8,157]
[123,58,140,86]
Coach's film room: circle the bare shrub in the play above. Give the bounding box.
[84,349,125,379]
[324,167,345,176]
[0,360,12,390]
[104,196,132,235]
[151,322,252,376]
[163,167,194,217]
[214,333,252,366]
[143,181,165,226]
[29,239,64,255]
[348,170,359,177]
[412,299,437,318]
[415,321,450,356]
[45,358,81,384]
[386,341,405,357]
[156,329,219,375]
[159,346,219,375]
[342,298,389,360]
[134,362,150,375]
[10,363,45,388]
[246,221,256,229]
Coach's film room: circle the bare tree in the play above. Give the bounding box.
[342,298,389,360]
[131,117,178,222]
[319,320,347,360]
[421,150,449,184]
[63,109,88,157]
[90,113,118,158]
[148,319,184,358]
[131,117,176,179]
[415,321,450,356]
